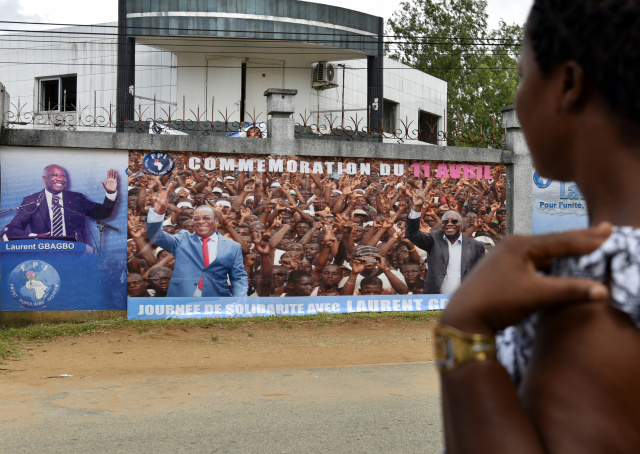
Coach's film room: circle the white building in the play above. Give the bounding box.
[0,1,447,145]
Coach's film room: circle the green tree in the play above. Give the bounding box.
[387,0,523,147]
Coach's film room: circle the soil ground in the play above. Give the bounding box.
[1,317,438,384]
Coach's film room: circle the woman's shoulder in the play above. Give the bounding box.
[497,226,640,387]
[552,225,640,328]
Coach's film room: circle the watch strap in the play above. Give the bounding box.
[434,324,496,373]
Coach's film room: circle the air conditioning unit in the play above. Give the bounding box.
[312,62,339,90]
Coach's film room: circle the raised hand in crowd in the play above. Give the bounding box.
[152,182,175,215]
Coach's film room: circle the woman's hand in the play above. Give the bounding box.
[441,222,613,335]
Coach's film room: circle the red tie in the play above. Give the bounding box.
[197,237,210,291]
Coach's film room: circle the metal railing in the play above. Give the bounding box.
[3,94,506,148]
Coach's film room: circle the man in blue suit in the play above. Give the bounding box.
[2,164,118,245]
[146,184,248,297]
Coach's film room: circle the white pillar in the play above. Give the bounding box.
[502,105,533,235]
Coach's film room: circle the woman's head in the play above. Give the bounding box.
[525,0,640,135]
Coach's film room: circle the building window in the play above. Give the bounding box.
[38,75,77,112]
[382,99,398,133]
[418,110,439,145]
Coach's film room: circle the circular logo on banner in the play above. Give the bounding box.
[533,171,552,189]
[142,152,175,176]
[8,260,61,309]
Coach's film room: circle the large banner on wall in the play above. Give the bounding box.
[127,151,509,319]
[0,148,128,311]
[532,171,588,235]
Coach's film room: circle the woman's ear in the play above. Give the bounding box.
[559,61,586,111]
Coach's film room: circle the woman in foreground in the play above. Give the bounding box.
[438,0,640,452]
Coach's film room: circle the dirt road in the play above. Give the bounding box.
[1,317,444,453]
[2,317,437,382]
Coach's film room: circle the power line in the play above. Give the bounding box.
[0,20,522,43]
[0,61,517,70]
[0,24,522,49]
[0,35,520,48]
[0,37,521,57]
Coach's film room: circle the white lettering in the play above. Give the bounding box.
[204,157,216,170]
[286,160,298,173]
[238,159,253,172]
[345,162,356,174]
[313,162,324,174]
[269,159,284,173]
[219,158,235,171]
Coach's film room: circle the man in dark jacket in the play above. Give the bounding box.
[406,189,485,294]
[2,164,117,245]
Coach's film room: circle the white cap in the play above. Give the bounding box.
[216,200,231,208]
[177,201,193,209]
[475,236,495,246]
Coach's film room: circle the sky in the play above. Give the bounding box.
[1,0,533,31]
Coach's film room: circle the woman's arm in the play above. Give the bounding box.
[438,224,614,454]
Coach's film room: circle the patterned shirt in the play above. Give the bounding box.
[496,226,640,386]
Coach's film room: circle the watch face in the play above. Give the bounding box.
[436,335,455,370]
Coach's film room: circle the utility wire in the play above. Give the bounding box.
[0,36,520,49]
[0,61,517,70]
[0,20,522,43]
[0,42,520,57]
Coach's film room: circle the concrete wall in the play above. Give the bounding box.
[0,101,532,326]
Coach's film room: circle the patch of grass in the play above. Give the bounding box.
[0,311,442,361]
[0,320,100,363]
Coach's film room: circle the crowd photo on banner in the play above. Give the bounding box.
[127,152,509,300]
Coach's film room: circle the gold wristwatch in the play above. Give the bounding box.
[434,324,496,373]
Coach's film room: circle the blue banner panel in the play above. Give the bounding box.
[532,171,588,234]
[128,295,450,320]
[0,148,128,311]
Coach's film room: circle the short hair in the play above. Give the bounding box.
[400,263,422,272]
[528,0,640,130]
[148,266,172,279]
[286,242,304,252]
[322,264,341,273]
[360,276,383,288]
[288,269,313,284]
[194,205,217,220]
[43,164,65,177]
[442,210,463,222]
